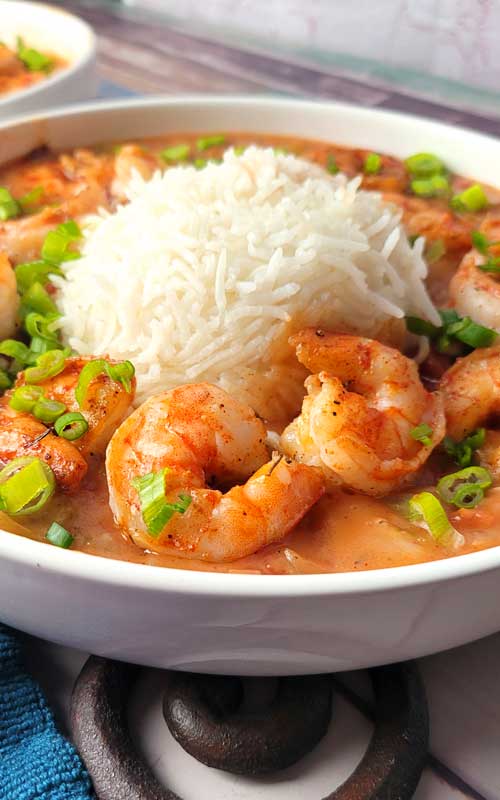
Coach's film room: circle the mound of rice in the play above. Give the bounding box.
[54,146,438,417]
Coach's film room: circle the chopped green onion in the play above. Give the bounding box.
[363,152,382,174]
[426,239,446,264]
[478,258,500,273]
[194,158,207,170]
[41,220,82,265]
[437,466,492,508]
[471,230,493,254]
[0,369,11,392]
[16,36,53,72]
[0,187,20,221]
[75,359,135,407]
[15,260,63,293]
[18,186,44,213]
[445,316,496,348]
[27,337,64,363]
[233,145,246,156]
[326,154,339,175]
[438,308,460,326]
[0,456,55,516]
[451,183,488,213]
[196,134,226,151]
[9,385,44,413]
[24,312,60,343]
[443,428,485,467]
[160,144,190,163]
[24,350,66,384]
[405,316,440,338]
[33,397,66,424]
[0,339,31,364]
[411,174,450,198]
[46,522,73,549]
[132,467,192,536]
[404,152,445,178]
[408,491,452,543]
[20,282,58,316]
[54,412,88,441]
[410,423,433,447]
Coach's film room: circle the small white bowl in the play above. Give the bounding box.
[0,1,97,118]
[1,96,500,674]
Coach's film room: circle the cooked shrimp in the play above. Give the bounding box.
[0,401,87,492]
[0,253,19,339]
[0,150,112,264]
[106,383,325,561]
[14,356,136,459]
[281,329,445,495]
[383,192,476,252]
[440,345,500,440]
[111,144,158,201]
[449,215,500,331]
[0,356,136,491]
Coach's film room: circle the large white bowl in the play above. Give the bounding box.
[0,1,97,118]
[1,96,500,674]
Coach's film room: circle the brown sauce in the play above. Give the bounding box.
[2,131,500,573]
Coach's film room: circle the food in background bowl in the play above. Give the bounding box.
[0,38,65,97]
[1,130,500,577]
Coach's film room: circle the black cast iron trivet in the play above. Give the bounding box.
[70,657,429,800]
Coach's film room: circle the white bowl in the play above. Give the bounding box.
[1,96,500,674]
[0,1,97,118]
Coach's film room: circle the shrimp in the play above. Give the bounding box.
[106,383,325,561]
[440,345,500,441]
[0,253,19,339]
[0,150,112,264]
[449,215,500,331]
[1,356,135,491]
[281,329,445,496]
[111,144,158,201]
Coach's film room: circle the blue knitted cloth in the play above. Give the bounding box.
[0,625,94,800]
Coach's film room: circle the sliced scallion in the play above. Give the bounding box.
[445,316,496,348]
[24,311,60,343]
[443,428,485,468]
[16,36,53,72]
[75,359,135,407]
[0,187,20,221]
[363,152,382,175]
[196,134,226,151]
[54,412,88,441]
[405,316,440,338]
[41,220,82,265]
[160,144,190,163]
[408,491,452,542]
[437,465,492,508]
[0,339,31,364]
[20,282,58,317]
[15,260,63,293]
[18,186,44,213]
[478,258,500,273]
[404,152,445,178]
[426,239,446,264]
[0,456,55,516]
[326,154,339,175]
[131,467,192,536]
[9,385,44,413]
[410,423,433,447]
[451,184,488,213]
[0,369,11,392]
[24,350,66,384]
[33,397,66,424]
[46,522,73,549]
[411,174,449,198]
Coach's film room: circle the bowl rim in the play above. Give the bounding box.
[0,0,96,109]
[2,92,500,598]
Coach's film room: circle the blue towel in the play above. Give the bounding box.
[0,625,94,800]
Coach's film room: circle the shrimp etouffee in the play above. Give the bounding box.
[2,133,500,574]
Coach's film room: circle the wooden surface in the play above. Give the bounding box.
[31,2,500,798]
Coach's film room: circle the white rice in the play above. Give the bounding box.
[54,146,439,415]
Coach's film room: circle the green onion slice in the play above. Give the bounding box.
[0,456,55,516]
[233,145,246,156]
[54,412,88,441]
[20,282,58,317]
[426,239,446,264]
[445,316,496,348]
[363,152,382,175]
[478,258,500,273]
[0,186,20,221]
[9,385,44,413]
[75,359,135,407]
[0,369,12,392]
[443,428,485,467]
[24,350,66,384]
[471,230,499,254]
[33,397,66,424]
[451,184,488,213]
[41,220,82,265]
[405,316,440,338]
[131,467,192,537]
[326,154,339,174]
[0,339,31,364]
[46,521,73,549]
[196,134,226,151]
[408,491,452,543]
[16,36,53,72]
[18,186,44,213]
[437,466,492,509]
[410,423,433,447]
[24,311,60,343]
[15,260,63,293]
[160,144,190,163]
[411,174,449,198]
[404,152,445,178]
